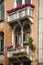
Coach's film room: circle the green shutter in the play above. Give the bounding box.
[17,0,22,6]
[25,0,30,3]
[1,1,4,20]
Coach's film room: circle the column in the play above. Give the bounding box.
[12,29,15,47]
[21,27,23,46]
[14,0,17,7]
[22,0,25,4]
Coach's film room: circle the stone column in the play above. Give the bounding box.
[21,27,23,46]
[12,29,15,47]
[14,0,17,7]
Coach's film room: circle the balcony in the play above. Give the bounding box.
[7,3,35,23]
[7,45,33,59]
[7,46,32,65]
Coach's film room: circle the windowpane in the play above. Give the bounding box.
[1,0,4,20]
[25,0,31,3]
[23,33,30,42]
[15,35,18,44]
[0,34,4,52]
[23,33,25,41]
[19,35,22,45]
[17,0,22,6]
[0,0,4,21]
[1,40,4,51]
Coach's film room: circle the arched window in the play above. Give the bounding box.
[14,23,31,47]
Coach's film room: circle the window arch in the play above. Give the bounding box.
[15,25,21,34]
[23,23,31,33]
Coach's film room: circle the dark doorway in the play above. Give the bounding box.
[0,31,4,54]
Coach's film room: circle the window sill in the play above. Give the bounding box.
[0,19,4,22]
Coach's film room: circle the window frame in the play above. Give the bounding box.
[15,31,30,46]
[0,0,4,21]
[14,0,32,7]
[0,32,4,55]
[17,0,22,6]
[25,0,31,3]
[14,23,31,46]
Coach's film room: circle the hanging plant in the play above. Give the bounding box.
[26,35,36,52]
[7,3,35,14]
[7,44,13,49]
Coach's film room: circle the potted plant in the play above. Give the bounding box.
[26,35,36,52]
[7,3,35,13]
[7,44,13,49]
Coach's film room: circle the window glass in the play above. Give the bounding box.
[25,0,31,3]
[17,0,22,6]
[0,0,4,21]
[19,34,22,45]
[1,0,4,20]
[23,32,30,42]
[15,34,22,45]
[0,33,4,52]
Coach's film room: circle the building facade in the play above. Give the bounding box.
[0,0,38,65]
